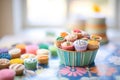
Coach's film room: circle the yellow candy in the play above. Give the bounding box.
[10,58,24,64]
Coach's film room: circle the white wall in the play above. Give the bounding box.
[0,0,14,38]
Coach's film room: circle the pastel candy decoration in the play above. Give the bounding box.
[0,48,8,53]
[0,69,16,80]
[10,58,24,64]
[60,32,68,38]
[9,48,21,59]
[55,37,65,48]
[24,58,37,70]
[61,41,74,51]
[38,43,49,49]
[36,49,49,56]
[73,40,88,51]
[0,52,11,60]
[65,34,78,42]
[16,44,26,54]
[9,64,25,76]
[26,45,38,55]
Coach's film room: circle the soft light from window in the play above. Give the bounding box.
[27,0,66,26]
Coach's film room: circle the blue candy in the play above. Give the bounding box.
[0,52,11,60]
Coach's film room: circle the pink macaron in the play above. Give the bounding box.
[0,69,16,80]
[26,45,38,55]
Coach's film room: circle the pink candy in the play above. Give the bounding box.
[26,45,38,55]
[0,69,15,80]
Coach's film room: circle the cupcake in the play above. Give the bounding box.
[60,32,68,38]
[73,40,88,51]
[0,58,10,69]
[0,52,11,60]
[36,49,49,56]
[24,58,37,70]
[65,34,78,42]
[71,29,82,39]
[26,45,38,55]
[81,31,90,38]
[61,41,74,51]
[37,55,49,64]
[88,40,100,50]
[0,69,15,80]
[90,34,102,42]
[10,58,24,64]
[16,44,26,54]
[9,64,25,76]
[9,48,21,59]
[55,37,65,48]
[21,53,36,60]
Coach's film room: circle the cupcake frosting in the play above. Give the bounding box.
[56,37,65,41]
[60,32,68,38]
[74,40,88,46]
[73,29,81,33]
[0,53,11,60]
[65,34,77,42]
[10,58,24,64]
[21,53,36,60]
[0,59,10,65]
[9,48,21,54]
[24,58,37,63]
[36,49,49,55]
[62,41,73,47]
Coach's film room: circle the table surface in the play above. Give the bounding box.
[0,29,120,80]
[13,42,120,80]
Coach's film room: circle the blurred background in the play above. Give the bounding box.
[0,0,120,46]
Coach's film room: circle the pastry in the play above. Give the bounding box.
[10,58,24,64]
[49,46,57,57]
[0,58,10,69]
[90,34,102,42]
[55,37,65,48]
[38,43,49,49]
[65,34,78,42]
[71,29,82,39]
[36,49,49,56]
[21,53,36,60]
[16,44,26,54]
[60,32,68,38]
[0,48,8,53]
[0,52,11,60]
[9,64,25,76]
[73,40,88,51]
[37,55,49,64]
[0,69,15,80]
[61,41,74,51]
[88,40,99,50]
[26,45,38,55]
[24,58,37,70]
[9,48,21,59]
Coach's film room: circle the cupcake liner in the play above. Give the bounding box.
[57,48,98,66]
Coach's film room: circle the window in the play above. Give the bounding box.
[23,0,116,28]
[25,0,67,27]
